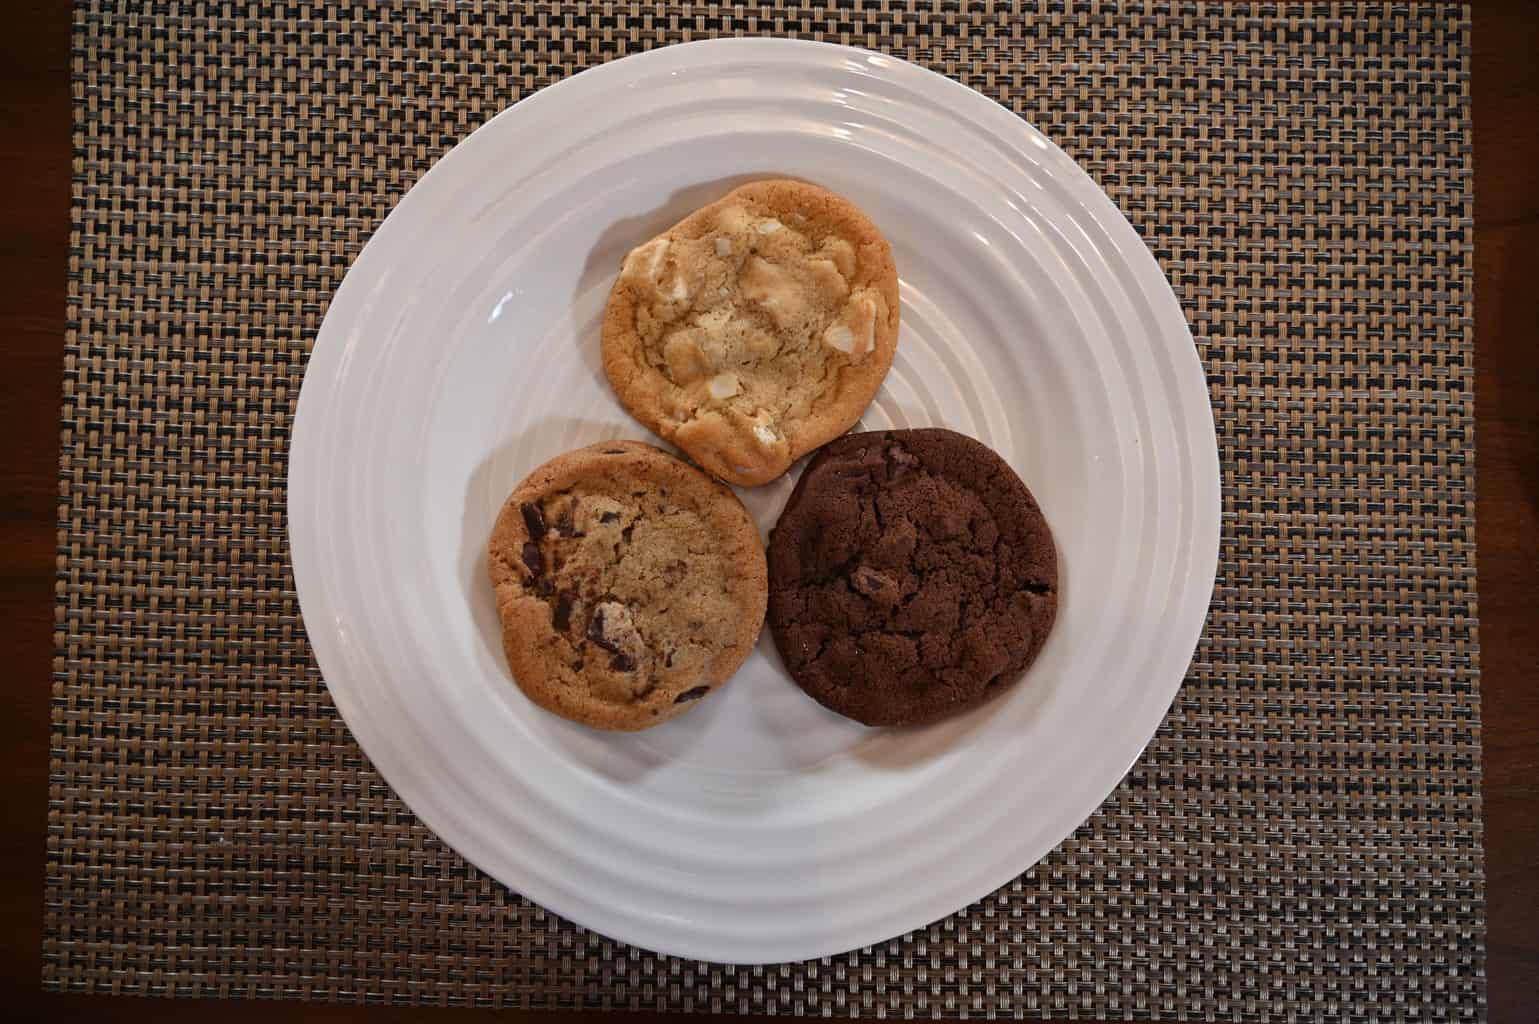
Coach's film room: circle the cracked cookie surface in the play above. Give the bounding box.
[602,179,900,487]
[767,429,1058,727]
[487,441,767,731]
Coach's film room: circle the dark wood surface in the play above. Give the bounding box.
[1467,3,1539,1019]
[2,2,1534,1020]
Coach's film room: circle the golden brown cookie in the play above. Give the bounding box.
[486,441,767,731]
[601,180,900,487]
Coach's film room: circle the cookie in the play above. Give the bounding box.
[766,429,1058,727]
[487,440,768,731]
[602,179,900,487]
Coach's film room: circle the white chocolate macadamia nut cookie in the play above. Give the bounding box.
[601,180,900,487]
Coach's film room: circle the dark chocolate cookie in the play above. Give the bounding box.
[766,428,1057,727]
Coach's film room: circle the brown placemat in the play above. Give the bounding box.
[45,1,1483,1019]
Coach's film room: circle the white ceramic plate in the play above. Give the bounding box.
[289,38,1220,964]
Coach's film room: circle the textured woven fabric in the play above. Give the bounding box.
[47,2,1483,1019]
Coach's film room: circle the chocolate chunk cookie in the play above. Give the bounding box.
[766,429,1058,727]
[602,179,900,488]
[487,441,767,731]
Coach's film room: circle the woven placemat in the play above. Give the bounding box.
[46,1,1483,1019]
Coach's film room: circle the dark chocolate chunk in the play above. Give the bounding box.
[600,511,620,524]
[553,591,574,632]
[587,606,620,652]
[610,652,637,672]
[674,686,710,703]
[535,577,555,597]
[555,497,578,537]
[850,565,898,601]
[520,502,546,540]
[885,444,921,481]
[521,541,543,576]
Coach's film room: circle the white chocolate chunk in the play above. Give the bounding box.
[668,273,692,303]
[823,323,855,354]
[823,293,879,360]
[823,237,856,279]
[754,423,779,447]
[714,237,732,257]
[707,372,741,400]
[854,294,877,354]
[738,257,803,328]
[756,218,783,234]
[806,258,850,302]
[623,237,670,282]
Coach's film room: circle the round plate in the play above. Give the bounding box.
[289,38,1220,964]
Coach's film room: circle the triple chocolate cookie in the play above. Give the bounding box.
[767,429,1058,727]
[601,179,900,487]
[487,441,767,731]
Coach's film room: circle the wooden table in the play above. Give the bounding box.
[3,2,1533,1020]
